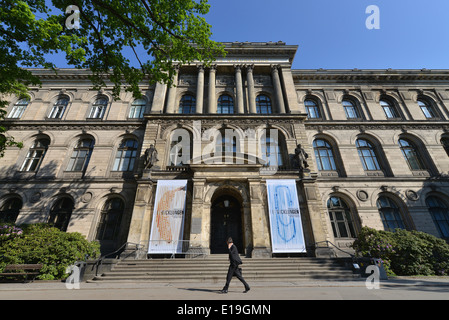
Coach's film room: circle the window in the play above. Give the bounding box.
[441,137,449,157]
[8,98,29,119]
[305,99,321,119]
[48,96,69,119]
[377,196,406,231]
[342,99,360,119]
[418,98,438,119]
[327,197,356,238]
[398,138,425,170]
[260,129,283,166]
[0,198,22,223]
[88,96,108,119]
[356,139,381,171]
[67,138,94,172]
[129,98,146,118]
[96,198,124,241]
[113,139,138,171]
[313,139,337,171]
[48,198,74,232]
[217,94,234,114]
[178,95,196,114]
[426,196,449,238]
[256,95,272,114]
[380,99,399,119]
[20,138,50,172]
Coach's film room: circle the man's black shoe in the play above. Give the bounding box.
[243,287,250,293]
[220,289,228,294]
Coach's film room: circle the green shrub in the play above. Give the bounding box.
[0,223,100,280]
[352,227,449,276]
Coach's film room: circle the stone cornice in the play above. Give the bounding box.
[293,69,449,83]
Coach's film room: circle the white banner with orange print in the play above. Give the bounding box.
[148,180,188,254]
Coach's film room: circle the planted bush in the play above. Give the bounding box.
[352,226,449,276]
[0,224,100,280]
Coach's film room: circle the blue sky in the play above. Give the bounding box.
[206,0,449,69]
[48,0,449,70]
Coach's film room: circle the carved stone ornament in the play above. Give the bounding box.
[405,189,419,201]
[356,190,369,202]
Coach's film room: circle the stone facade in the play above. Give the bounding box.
[1,42,449,257]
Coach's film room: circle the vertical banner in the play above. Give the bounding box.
[266,179,306,253]
[148,180,187,254]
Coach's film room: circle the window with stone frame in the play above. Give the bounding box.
[112,139,138,171]
[20,138,50,172]
[66,138,95,172]
[48,95,69,119]
[327,196,356,238]
[8,98,29,119]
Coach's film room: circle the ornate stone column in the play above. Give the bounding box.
[165,65,179,113]
[196,65,204,114]
[271,64,286,114]
[246,65,257,114]
[207,65,216,113]
[234,65,244,114]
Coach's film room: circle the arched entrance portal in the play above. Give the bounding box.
[210,194,244,254]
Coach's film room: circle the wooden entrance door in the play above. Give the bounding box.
[210,195,243,254]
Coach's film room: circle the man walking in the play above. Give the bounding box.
[220,237,250,293]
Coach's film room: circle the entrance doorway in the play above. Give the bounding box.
[210,194,243,254]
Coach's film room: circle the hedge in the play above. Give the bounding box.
[0,223,100,280]
[352,227,449,276]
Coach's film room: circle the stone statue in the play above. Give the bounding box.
[144,144,158,170]
[294,144,309,171]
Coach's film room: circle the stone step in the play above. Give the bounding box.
[90,257,359,282]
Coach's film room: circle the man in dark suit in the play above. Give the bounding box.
[220,237,250,293]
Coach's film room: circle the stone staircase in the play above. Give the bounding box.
[89,255,359,283]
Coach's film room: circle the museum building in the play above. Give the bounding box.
[1,42,449,257]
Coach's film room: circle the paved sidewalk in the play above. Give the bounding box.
[1,277,449,300]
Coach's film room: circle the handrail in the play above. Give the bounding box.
[314,240,355,258]
[93,242,142,276]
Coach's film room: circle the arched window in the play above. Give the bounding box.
[96,198,124,241]
[178,94,196,114]
[67,138,95,172]
[113,139,138,171]
[305,99,321,119]
[8,98,29,119]
[88,96,108,119]
[380,99,399,119]
[259,129,284,166]
[418,98,438,119]
[327,197,356,238]
[0,197,22,223]
[356,139,381,171]
[217,94,234,114]
[128,98,146,118]
[256,95,272,114]
[342,99,360,119]
[215,129,237,156]
[313,139,337,171]
[426,196,449,238]
[48,197,74,232]
[377,196,406,231]
[20,138,50,172]
[48,95,69,119]
[398,138,425,170]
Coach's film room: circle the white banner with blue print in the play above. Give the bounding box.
[266,179,306,253]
